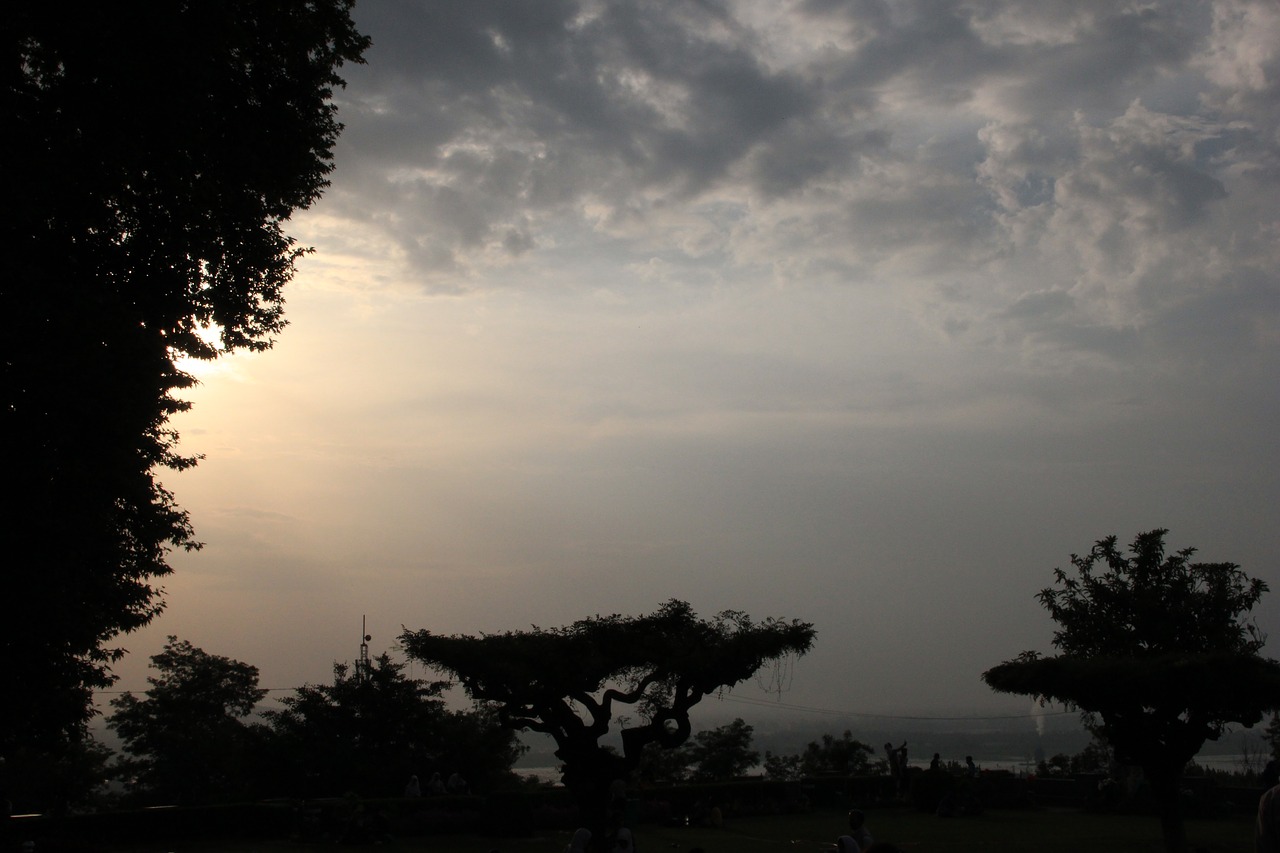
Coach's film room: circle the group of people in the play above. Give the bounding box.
[566,825,635,853]
[885,743,961,787]
[402,770,468,798]
[927,752,976,776]
[884,741,980,798]
[835,809,899,853]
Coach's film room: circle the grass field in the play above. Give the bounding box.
[86,807,1256,853]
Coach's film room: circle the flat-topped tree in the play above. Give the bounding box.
[401,600,814,838]
[983,529,1280,853]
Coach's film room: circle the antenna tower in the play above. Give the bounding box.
[356,615,372,682]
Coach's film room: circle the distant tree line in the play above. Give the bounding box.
[762,730,884,781]
[3,637,526,813]
[630,720,883,785]
[9,533,1280,853]
[5,599,817,831]
[8,648,851,815]
[11,634,1280,822]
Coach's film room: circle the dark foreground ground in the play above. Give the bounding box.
[11,807,1256,853]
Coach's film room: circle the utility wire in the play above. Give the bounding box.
[716,691,1075,721]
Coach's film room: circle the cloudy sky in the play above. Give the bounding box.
[110,0,1279,730]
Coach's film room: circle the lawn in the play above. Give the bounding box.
[83,807,1255,853]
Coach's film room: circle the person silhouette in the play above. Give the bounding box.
[884,741,908,796]
[1259,783,1280,853]
[846,809,874,849]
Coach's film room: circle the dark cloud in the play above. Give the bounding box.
[344,2,820,199]
[314,0,1279,373]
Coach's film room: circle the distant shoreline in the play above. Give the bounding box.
[514,750,1256,785]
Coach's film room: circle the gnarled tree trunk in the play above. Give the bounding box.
[557,743,632,853]
[1143,761,1188,853]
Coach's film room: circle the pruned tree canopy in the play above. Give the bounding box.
[985,651,1280,735]
[982,529,1280,853]
[983,530,1280,745]
[401,600,814,832]
[403,600,813,755]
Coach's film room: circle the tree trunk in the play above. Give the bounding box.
[1145,766,1188,853]
[557,743,630,853]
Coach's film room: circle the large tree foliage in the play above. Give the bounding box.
[1266,713,1280,762]
[635,717,762,784]
[633,738,693,786]
[798,730,878,777]
[983,529,1280,853]
[262,653,526,798]
[763,730,879,781]
[401,600,815,840]
[0,738,114,816]
[108,637,267,805]
[4,2,368,761]
[684,718,759,782]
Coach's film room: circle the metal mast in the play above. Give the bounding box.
[356,615,372,682]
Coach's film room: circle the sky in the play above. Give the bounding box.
[107,0,1279,734]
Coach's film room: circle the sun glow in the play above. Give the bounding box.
[172,322,242,382]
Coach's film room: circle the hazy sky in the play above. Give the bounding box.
[109,0,1279,729]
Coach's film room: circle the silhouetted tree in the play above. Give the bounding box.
[401,600,815,845]
[800,730,878,776]
[1070,735,1115,776]
[1037,738,1113,778]
[1266,713,1280,762]
[761,730,878,782]
[634,738,692,785]
[0,738,114,816]
[983,529,1280,853]
[4,1,368,769]
[686,718,759,781]
[108,637,267,805]
[263,653,525,798]
[762,750,804,781]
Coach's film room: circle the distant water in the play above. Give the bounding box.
[517,751,1254,785]
[516,766,563,784]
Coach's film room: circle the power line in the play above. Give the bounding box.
[715,691,1076,722]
